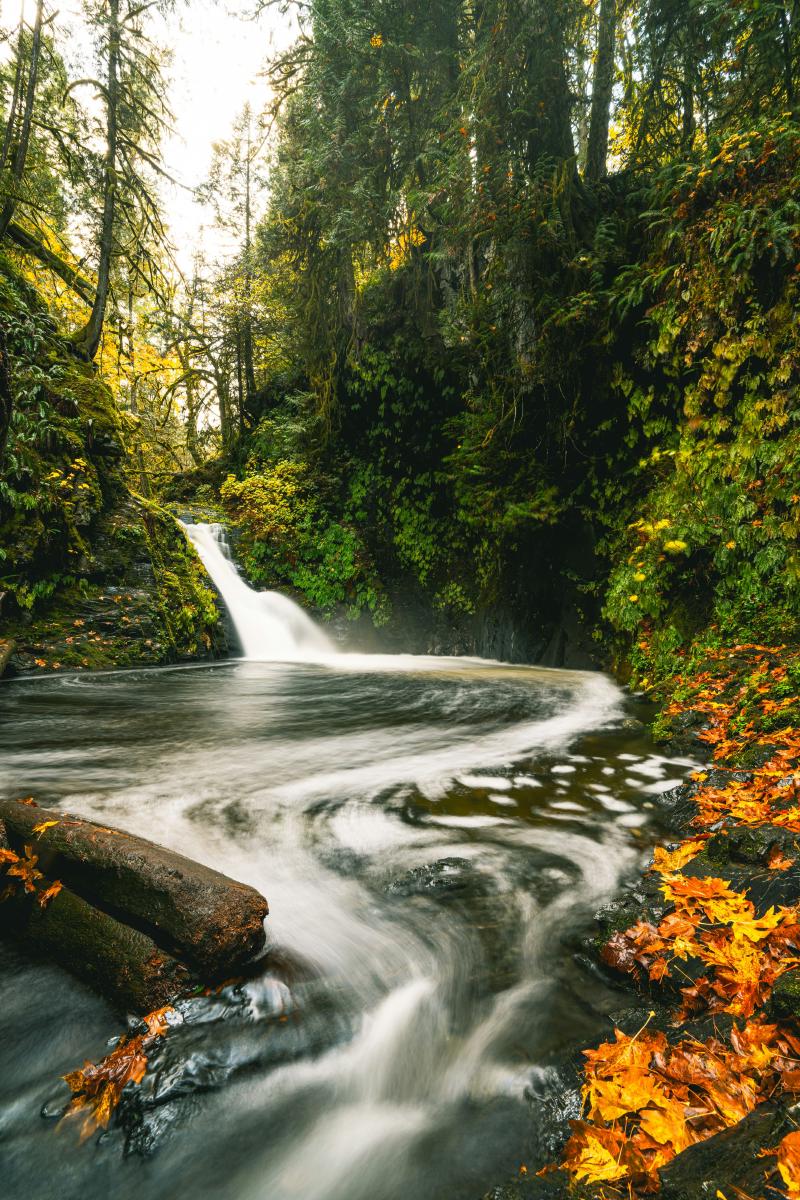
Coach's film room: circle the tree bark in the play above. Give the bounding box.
[0,0,44,236]
[73,0,120,361]
[0,798,269,976]
[0,2,27,173]
[242,123,257,416]
[585,0,617,182]
[0,325,12,467]
[527,1,575,166]
[3,880,193,1013]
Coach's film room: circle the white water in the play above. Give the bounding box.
[0,531,697,1200]
[183,521,336,661]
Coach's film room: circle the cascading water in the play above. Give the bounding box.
[182,521,336,661]
[0,563,696,1200]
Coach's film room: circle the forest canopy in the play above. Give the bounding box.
[1,0,799,675]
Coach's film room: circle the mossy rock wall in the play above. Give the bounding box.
[0,251,227,675]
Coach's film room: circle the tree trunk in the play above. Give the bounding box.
[126,284,151,496]
[527,2,575,166]
[235,321,246,432]
[3,879,193,1013]
[0,0,44,236]
[680,17,697,150]
[0,326,12,467]
[585,0,617,182]
[0,3,27,173]
[73,0,120,361]
[217,371,232,454]
[242,127,257,415]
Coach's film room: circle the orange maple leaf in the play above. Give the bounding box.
[769,1130,800,1198]
[37,880,63,909]
[63,1006,175,1139]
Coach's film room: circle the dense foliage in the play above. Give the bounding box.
[3,0,800,676]
[0,250,220,668]
[194,0,800,678]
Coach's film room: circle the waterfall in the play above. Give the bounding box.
[182,521,336,662]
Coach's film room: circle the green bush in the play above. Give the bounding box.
[221,460,388,621]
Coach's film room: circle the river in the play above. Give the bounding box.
[0,526,693,1200]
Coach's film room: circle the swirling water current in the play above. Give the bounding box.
[0,650,694,1200]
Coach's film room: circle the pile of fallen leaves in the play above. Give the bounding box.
[559,643,800,1193]
[603,871,800,1020]
[63,1006,174,1139]
[563,1017,800,1190]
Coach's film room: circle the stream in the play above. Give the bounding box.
[0,526,694,1200]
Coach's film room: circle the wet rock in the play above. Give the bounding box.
[483,1176,570,1200]
[587,876,668,955]
[385,857,490,900]
[658,1100,794,1199]
[117,973,354,1156]
[705,823,797,867]
[0,636,14,678]
[655,781,701,832]
[661,708,711,755]
[680,850,800,912]
[767,968,800,1023]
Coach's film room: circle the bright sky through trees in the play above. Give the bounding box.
[0,0,295,266]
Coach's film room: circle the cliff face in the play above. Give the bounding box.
[0,252,227,676]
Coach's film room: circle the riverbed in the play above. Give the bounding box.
[0,654,695,1200]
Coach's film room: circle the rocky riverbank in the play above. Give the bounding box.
[0,252,230,679]
[0,495,228,676]
[487,642,800,1199]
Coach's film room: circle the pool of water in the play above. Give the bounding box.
[0,656,693,1200]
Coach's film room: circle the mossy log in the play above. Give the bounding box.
[3,882,193,1012]
[0,799,268,976]
[0,637,13,678]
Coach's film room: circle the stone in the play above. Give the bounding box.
[767,968,800,1023]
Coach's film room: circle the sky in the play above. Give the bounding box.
[1,0,297,269]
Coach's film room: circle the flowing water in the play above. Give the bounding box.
[0,526,694,1200]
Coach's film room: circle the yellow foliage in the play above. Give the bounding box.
[389,226,426,270]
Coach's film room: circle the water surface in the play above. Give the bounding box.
[0,656,692,1200]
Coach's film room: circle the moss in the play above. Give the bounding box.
[0,251,227,674]
[139,500,221,657]
[766,968,800,1023]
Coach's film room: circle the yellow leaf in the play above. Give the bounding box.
[38,880,63,908]
[651,837,707,875]
[32,820,59,836]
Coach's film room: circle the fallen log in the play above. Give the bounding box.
[0,799,268,977]
[3,881,193,1012]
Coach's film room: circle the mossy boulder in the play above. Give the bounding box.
[4,496,228,673]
